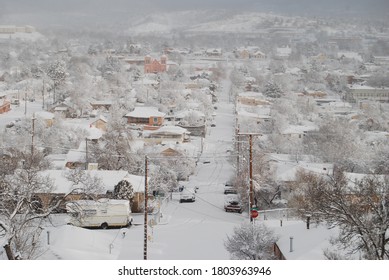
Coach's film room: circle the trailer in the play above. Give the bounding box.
[66,199,133,229]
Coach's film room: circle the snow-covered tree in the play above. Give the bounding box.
[0,151,56,259]
[302,118,365,172]
[113,180,135,202]
[148,164,177,194]
[290,170,389,260]
[64,169,105,196]
[367,71,389,88]
[263,81,283,98]
[98,56,122,80]
[224,222,279,260]
[89,118,143,174]
[46,60,67,103]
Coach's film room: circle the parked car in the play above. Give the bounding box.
[224,194,243,213]
[11,99,20,105]
[179,187,196,203]
[5,122,15,128]
[224,182,237,194]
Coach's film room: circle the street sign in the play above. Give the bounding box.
[251,209,259,219]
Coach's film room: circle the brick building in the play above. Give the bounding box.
[144,55,167,74]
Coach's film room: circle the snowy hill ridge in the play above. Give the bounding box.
[127,11,315,35]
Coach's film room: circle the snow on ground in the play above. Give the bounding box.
[37,74,252,260]
[39,225,124,260]
[0,101,43,131]
[33,71,337,260]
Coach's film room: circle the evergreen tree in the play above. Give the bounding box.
[264,82,283,98]
[113,180,135,202]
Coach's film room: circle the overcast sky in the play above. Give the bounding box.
[2,0,388,12]
[1,0,388,29]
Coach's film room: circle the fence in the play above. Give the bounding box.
[257,208,299,221]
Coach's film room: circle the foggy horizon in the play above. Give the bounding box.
[1,0,389,31]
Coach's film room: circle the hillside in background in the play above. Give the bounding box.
[1,0,388,31]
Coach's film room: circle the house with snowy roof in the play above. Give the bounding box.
[124,106,165,130]
[35,111,55,127]
[174,109,206,126]
[237,91,270,106]
[266,153,333,199]
[90,100,113,111]
[50,101,77,118]
[345,84,389,103]
[33,170,147,213]
[89,115,108,132]
[267,219,343,260]
[275,46,292,59]
[143,125,190,144]
[64,129,102,169]
[234,46,266,59]
[280,123,318,142]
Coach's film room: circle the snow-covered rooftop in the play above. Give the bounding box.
[263,219,341,260]
[39,170,145,194]
[148,125,189,135]
[125,107,165,118]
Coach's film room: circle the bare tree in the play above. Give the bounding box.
[0,152,104,259]
[89,118,143,174]
[224,222,279,260]
[0,151,55,260]
[290,170,389,260]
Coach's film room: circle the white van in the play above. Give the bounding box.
[66,199,133,229]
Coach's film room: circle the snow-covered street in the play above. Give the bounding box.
[119,89,247,259]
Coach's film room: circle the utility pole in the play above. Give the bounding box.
[85,138,88,170]
[249,134,254,222]
[31,113,36,155]
[144,156,149,260]
[24,91,27,116]
[42,79,45,110]
[238,132,261,222]
[236,126,240,177]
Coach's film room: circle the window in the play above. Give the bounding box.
[153,117,158,123]
[82,209,97,216]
